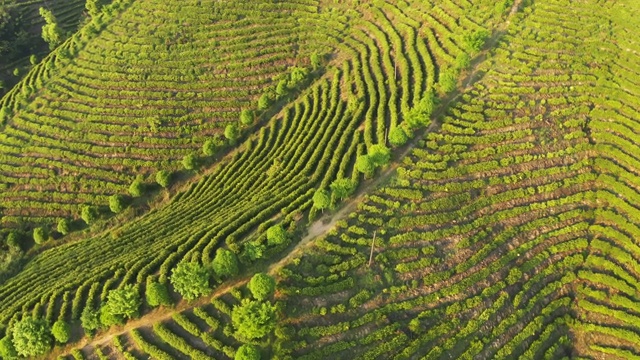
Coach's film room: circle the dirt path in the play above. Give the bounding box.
[65,2,526,355]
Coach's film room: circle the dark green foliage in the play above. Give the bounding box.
[330,178,357,200]
[313,189,331,211]
[51,320,70,344]
[81,205,98,225]
[156,170,171,188]
[129,179,145,197]
[104,284,141,321]
[11,317,51,357]
[212,248,239,278]
[236,344,260,360]
[231,299,276,340]
[202,140,217,156]
[56,219,70,235]
[32,227,47,244]
[248,273,276,301]
[80,306,100,334]
[240,109,254,126]
[182,153,198,171]
[109,194,125,214]
[146,281,172,307]
[225,123,240,143]
[170,261,210,300]
[389,126,409,147]
[39,8,62,50]
[356,155,375,177]
[0,335,17,359]
[266,225,287,246]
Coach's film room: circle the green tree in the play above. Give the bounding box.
[235,344,260,360]
[368,144,391,167]
[104,284,141,320]
[224,123,240,144]
[145,281,172,307]
[202,140,217,156]
[156,170,171,188]
[312,189,331,211]
[288,66,308,88]
[170,261,210,300]
[38,8,62,50]
[129,179,144,197]
[356,154,375,177]
[109,194,125,213]
[463,29,490,52]
[32,227,47,244]
[310,52,322,70]
[266,224,288,246]
[212,248,239,278]
[389,126,408,147]
[330,178,357,200]
[29,54,37,65]
[404,91,435,129]
[57,219,70,235]
[231,299,276,340]
[0,335,17,359]
[182,153,198,170]
[275,79,288,98]
[81,205,98,225]
[248,273,275,301]
[438,69,458,94]
[51,320,70,344]
[80,306,100,334]
[240,109,254,126]
[257,93,271,110]
[11,317,51,357]
[241,241,264,262]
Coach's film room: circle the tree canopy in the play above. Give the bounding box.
[11,317,51,357]
[51,320,70,344]
[312,189,331,211]
[182,153,198,170]
[330,178,357,200]
[266,224,288,246]
[368,144,391,167]
[248,273,276,301]
[231,299,276,340]
[225,123,240,143]
[235,344,261,360]
[129,179,145,197]
[81,205,98,225]
[146,281,172,307]
[356,154,375,177]
[212,248,239,278]
[39,8,62,50]
[170,261,210,300]
[104,284,141,321]
[389,126,409,147]
[109,194,125,213]
[240,109,254,125]
[0,335,18,360]
[32,227,47,244]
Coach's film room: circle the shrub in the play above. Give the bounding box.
[225,123,240,143]
[389,127,408,147]
[202,140,217,156]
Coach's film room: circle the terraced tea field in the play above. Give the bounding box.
[0,0,639,358]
